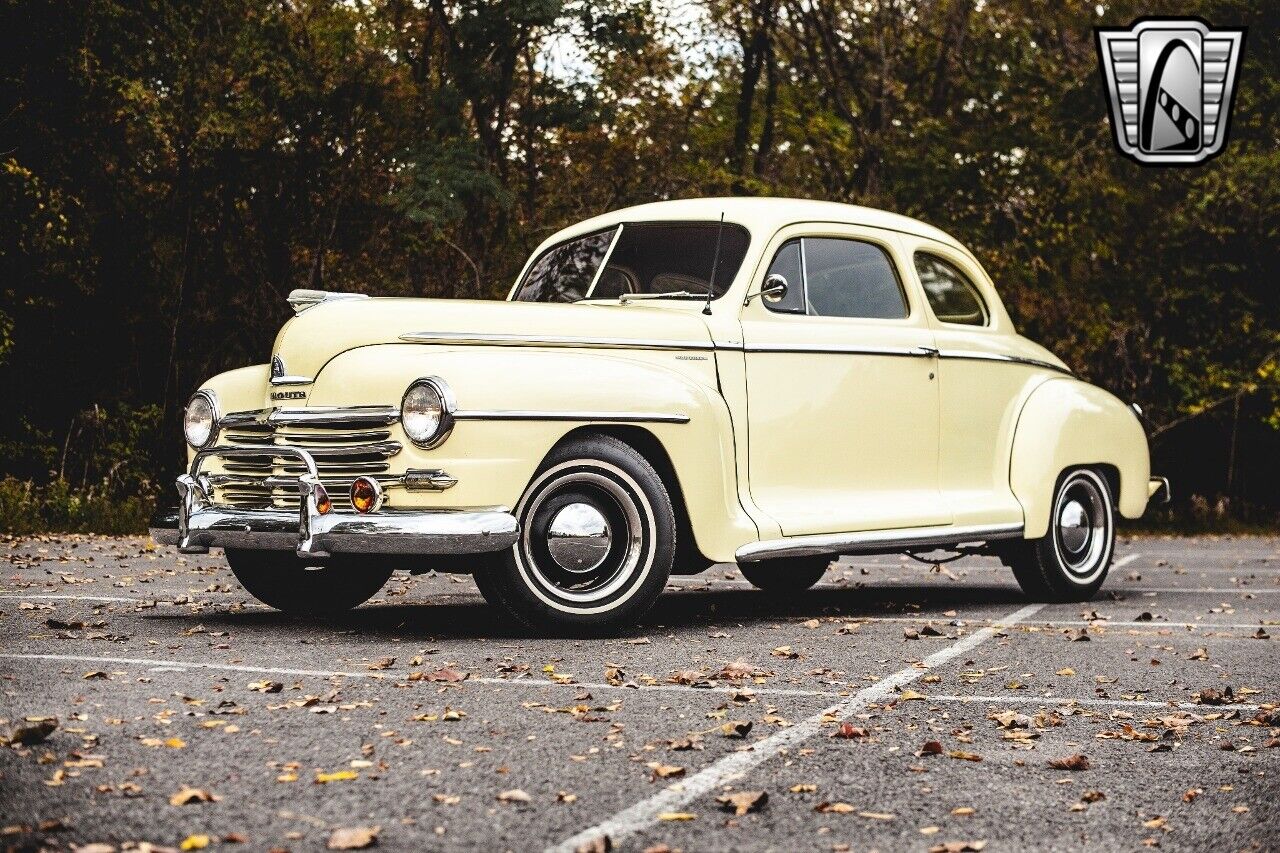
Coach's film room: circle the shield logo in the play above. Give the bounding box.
[1096,18,1245,165]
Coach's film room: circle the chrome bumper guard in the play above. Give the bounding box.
[1148,476,1172,505]
[149,445,518,558]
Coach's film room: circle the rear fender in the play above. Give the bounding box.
[1010,377,1150,538]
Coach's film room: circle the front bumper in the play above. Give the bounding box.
[149,444,518,558]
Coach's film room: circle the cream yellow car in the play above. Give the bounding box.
[152,198,1167,631]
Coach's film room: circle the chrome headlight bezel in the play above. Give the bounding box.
[401,377,456,449]
[184,390,220,450]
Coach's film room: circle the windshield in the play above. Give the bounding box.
[512,221,751,303]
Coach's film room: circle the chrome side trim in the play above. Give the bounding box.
[399,331,716,351]
[735,522,1025,562]
[935,349,1072,375]
[452,410,690,424]
[735,343,930,358]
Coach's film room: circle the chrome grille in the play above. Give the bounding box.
[212,409,401,510]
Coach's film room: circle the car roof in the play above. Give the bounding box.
[536,197,969,255]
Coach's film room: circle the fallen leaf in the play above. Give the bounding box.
[248,680,283,693]
[789,783,817,793]
[647,762,685,780]
[833,723,868,739]
[928,842,987,853]
[719,720,753,739]
[315,770,359,784]
[181,835,211,851]
[919,740,944,756]
[9,718,58,745]
[1182,788,1202,802]
[423,667,467,683]
[367,657,396,671]
[815,802,856,814]
[716,790,768,816]
[497,789,532,804]
[898,689,927,702]
[1188,649,1209,661]
[657,812,696,821]
[169,786,218,806]
[1252,628,1270,640]
[327,826,380,850]
[1048,754,1091,771]
[948,750,983,762]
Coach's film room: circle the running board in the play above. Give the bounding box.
[735,523,1025,563]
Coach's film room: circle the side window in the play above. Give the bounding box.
[914,252,989,326]
[802,238,908,320]
[762,239,807,314]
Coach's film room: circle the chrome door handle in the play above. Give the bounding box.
[913,345,940,357]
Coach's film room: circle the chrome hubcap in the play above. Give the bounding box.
[1058,499,1089,554]
[546,502,612,573]
[1053,473,1111,583]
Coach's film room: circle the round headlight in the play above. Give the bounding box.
[401,377,455,449]
[183,391,218,449]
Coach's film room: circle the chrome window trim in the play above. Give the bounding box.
[736,522,1025,562]
[399,331,716,351]
[583,224,625,299]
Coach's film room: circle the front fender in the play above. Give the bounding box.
[310,344,757,562]
[187,364,271,465]
[1009,377,1151,538]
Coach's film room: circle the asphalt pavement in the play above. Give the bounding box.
[2,534,1277,852]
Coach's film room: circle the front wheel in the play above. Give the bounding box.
[738,556,831,593]
[1003,468,1115,602]
[226,550,394,615]
[475,435,675,634]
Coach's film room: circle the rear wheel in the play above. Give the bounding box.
[1004,468,1115,602]
[738,556,831,593]
[226,549,393,615]
[475,434,675,634]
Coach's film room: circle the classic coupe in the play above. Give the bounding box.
[152,198,1167,631]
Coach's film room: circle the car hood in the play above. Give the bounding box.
[270,297,715,382]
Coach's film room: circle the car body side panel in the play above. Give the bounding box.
[307,344,758,562]
[1010,377,1151,537]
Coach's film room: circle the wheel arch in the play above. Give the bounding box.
[1010,378,1150,538]
[542,425,714,572]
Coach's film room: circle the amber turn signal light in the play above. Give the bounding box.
[314,483,333,515]
[350,476,383,514]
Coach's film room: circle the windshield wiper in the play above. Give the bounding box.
[615,291,704,304]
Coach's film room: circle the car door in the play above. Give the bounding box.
[901,237,1033,528]
[741,224,950,537]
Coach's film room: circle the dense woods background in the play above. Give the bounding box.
[1,0,1276,533]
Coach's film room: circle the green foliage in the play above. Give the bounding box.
[0,0,1276,532]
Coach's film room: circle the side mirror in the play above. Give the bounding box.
[746,274,789,305]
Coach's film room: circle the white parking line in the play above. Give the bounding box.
[1114,553,1141,569]
[0,594,141,603]
[928,694,1260,711]
[0,653,838,698]
[546,602,1046,853]
[1,649,1262,715]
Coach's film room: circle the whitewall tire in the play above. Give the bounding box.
[473,434,675,633]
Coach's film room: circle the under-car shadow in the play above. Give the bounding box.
[142,579,1032,640]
